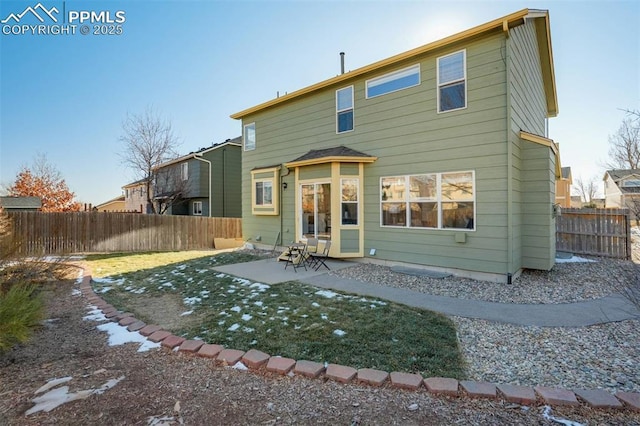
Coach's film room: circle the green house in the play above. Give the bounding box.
[231,9,561,282]
[155,138,242,217]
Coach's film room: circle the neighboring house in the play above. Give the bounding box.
[123,179,151,213]
[94,195,126,212]
[570,195,583,208]
[603,169,640,216]
[555,167,572,208]
[231,8,560,282]
[154,138,242,217]
[0,196,42,211]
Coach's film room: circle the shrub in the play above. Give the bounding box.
[0,283,44,351]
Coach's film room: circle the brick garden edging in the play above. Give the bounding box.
[78,274,640,414]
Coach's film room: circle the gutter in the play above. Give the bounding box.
[504,28,514,281]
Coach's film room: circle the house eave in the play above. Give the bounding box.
[285,156,378,168]
[519,130,561,179]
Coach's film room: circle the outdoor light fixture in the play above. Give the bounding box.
[282,182,288,190]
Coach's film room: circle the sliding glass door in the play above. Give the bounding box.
[301,183,331,240]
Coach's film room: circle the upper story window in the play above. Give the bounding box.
[437,50,466,113]
[623,179,640,187]
[366,64,420,99]
[336,86,354,133]
[244,122,256,151]
[181,163,188,181]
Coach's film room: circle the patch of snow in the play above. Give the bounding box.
[254,301,263,307]
[542,406,584,426]
[96,322,160,352]
[183,296,202,306]
[311,302,320,308]
[228,323,240,331]
[71,288,82,297]
[232,361,248,371]
[241,314,252,321]
[233,278,251,286]
[97,286,112,294]
[35,377,73,394]
[26,376,124,416]
[93,277,125,285]
[147,415,176,425]
[321,314,328,320]
[180,310,193,316]
[83,307,107,322]
[333,329,346,337]
[230,306,241,313]
[215,273,226,278]
[242,327,254,333]
[315,290,338,298]
[250,283,270,291]
[555,256,596,263]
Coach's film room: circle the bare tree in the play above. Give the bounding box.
[572,175,599,206]
[119,107,181,214]
[153,163,192,215]
[606,117,640,169]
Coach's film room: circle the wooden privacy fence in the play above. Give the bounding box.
[7,212,242,255]
[556,208,631,259]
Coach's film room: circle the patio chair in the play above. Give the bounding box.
[284,242,308,272]
[304,237,319,268]
[308,240,331,271]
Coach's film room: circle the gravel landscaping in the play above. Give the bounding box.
[330,258,640,394]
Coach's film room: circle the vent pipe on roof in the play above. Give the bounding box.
[340,52,345,74]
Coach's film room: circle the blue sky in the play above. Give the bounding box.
[1,0,638,204]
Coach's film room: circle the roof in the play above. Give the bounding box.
[123,178,148,189]
[231,8,557,119]
[156,137,242,169]
[605,169,640,181]
[285,146,377,168]
[95,195,125,209]
[0,196,42,209]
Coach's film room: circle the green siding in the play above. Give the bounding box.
[299,164,331,180]
[203,144,242,217]
[340,229,360,253]
[340,163,359,175]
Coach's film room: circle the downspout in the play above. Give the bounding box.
[194,154,212,217]
[504,22,514,283]
[222,148,226,217]
[280,166,291,246]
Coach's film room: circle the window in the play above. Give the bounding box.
[341,178,358,225]
[437,50,466,112]
[255,181,273,206]
[193,201,203,215]
[244,122,256,151]
[336,86,354,133]
[623,179,640,187]
[251,167,280,215]
[181,163,188,181]
[366,64,420,98]
[381,171,474,230]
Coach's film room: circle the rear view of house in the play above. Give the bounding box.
[232,9,560,282]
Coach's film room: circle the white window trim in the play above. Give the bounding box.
[336,86,354,134]
[379,171,475,231]
[243,122,256,151]
[193,201,203,215]
[365,64,420,99]
[340,178,359,226]
[436,50,467,113]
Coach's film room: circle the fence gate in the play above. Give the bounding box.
[556,208,631,259]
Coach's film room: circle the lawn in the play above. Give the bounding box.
[85,251,466,379]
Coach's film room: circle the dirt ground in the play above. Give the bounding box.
[1,278,639,425]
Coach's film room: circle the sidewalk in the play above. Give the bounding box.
[213,259,640,327]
